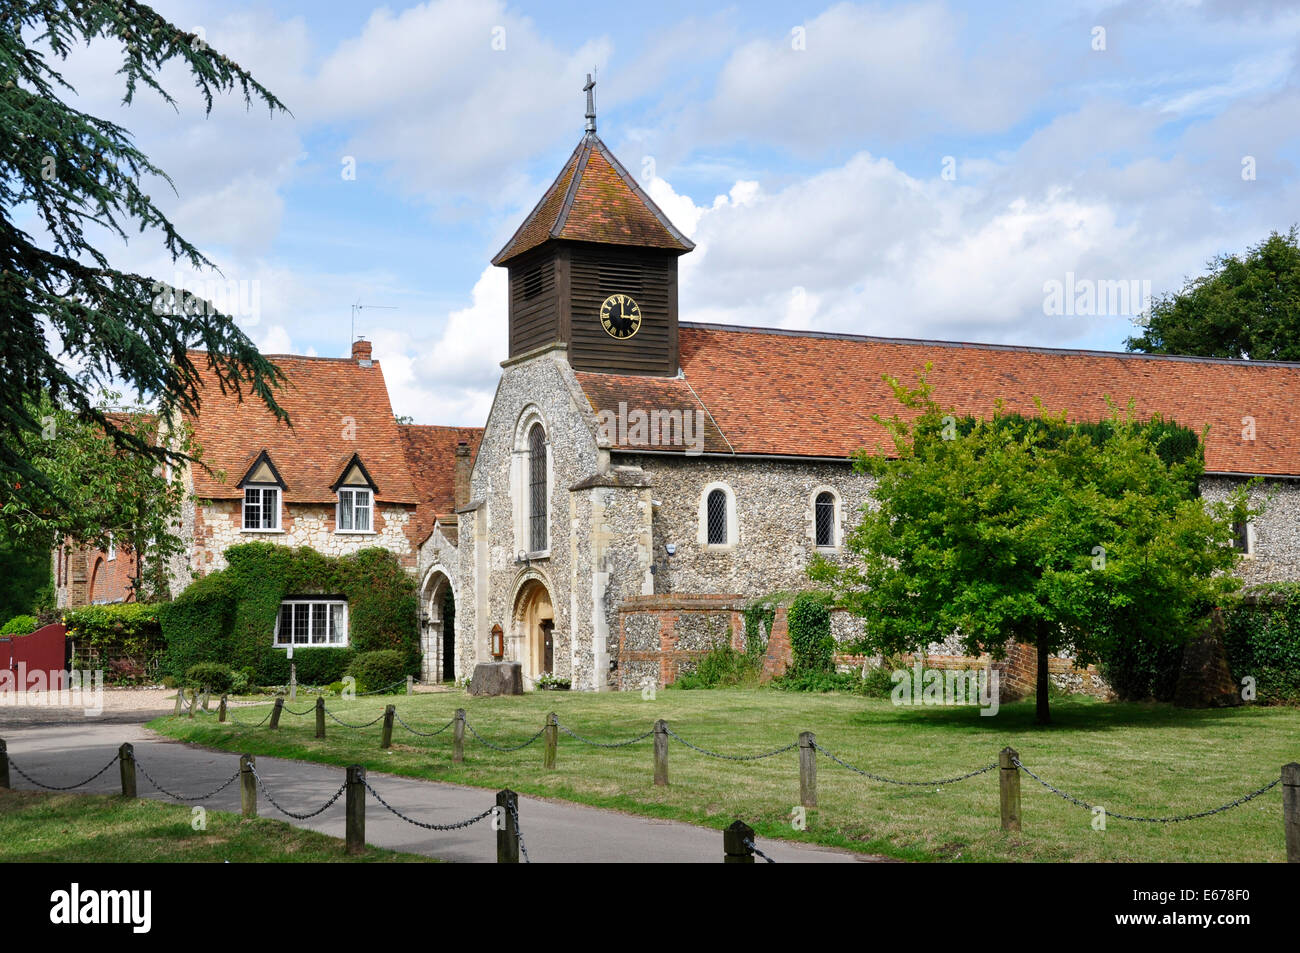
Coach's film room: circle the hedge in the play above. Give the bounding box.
[160,543,420,684]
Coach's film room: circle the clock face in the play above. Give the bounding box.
[599,293,642,340]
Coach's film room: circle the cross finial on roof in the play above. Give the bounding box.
[584,72,596,133]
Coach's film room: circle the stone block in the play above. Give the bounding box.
[468,661,524,696]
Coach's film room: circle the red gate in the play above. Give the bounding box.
[1,622,68,690]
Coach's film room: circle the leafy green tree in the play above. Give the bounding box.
[0,531,52,619]
[1126,228,1300,360]
[2,1,288,515]
[810,375,1249,724]
[2,393,194,601]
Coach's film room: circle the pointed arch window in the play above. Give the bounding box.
[528,423,548,553]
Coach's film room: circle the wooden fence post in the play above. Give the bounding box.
[218,694,228,723]
[1284,762,1300,863]
[381,705,396,749]
[187,688,197,719]
[173,690,183,715]
[724,820,755,863]
[999,746,1021,832]
[269,697,284,730]
[201,688,211,711]
[0,739,8,790]
[118,743,136,798]
[496,789,519,863]
[240,754,257,817]
[345,765,366,856]
[406,675,414,696]
[653,719,669,787]
[315,696,326,739]
[453,708,466,764]
[543,712,558,770]
[799,731,817,808]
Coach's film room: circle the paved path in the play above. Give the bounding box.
[0,717,878,863]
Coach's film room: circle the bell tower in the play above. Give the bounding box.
[493,75,694,377]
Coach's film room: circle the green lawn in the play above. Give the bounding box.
[153,689,1299,862]
[0,789,432,862]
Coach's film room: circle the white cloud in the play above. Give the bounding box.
[305,0,609,206]
[368,266,508,426]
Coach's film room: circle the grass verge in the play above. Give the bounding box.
[0,789,431,862]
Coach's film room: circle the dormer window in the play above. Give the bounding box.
[338,488,373,532]
[331,453,378,534]
[239,450,286,532]
[243,486,281,531]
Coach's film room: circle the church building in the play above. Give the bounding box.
[439,86,1300,692]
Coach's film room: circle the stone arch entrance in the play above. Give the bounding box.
[419,568,456,683]
[512,578,555,685]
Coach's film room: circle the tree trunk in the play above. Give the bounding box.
[1035,638,1051,725]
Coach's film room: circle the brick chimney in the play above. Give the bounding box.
[352,337,373,364]
[454,440,472,510]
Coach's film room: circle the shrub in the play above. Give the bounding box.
[672,644,760,690]
[346,649,410,693]
[788,592,834,674]
[772,669,866,694]
[1223,585,1300,704]
[229,667,255,695]
[184,662,233,693]
[861,661,899,698]
[1,614,39,636]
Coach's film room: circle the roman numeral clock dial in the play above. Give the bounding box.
[599,293,642,340]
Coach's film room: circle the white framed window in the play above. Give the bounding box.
[274,599,348,647]
[337,487,374,532]
[106,533,116,561]
[697,482,737,548]
[243,485,281,531]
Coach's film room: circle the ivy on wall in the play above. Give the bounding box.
[1223,584,1300,704]
[160,543,420,682]
[788,591,835,674]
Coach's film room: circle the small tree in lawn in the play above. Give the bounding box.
[810,373,1250,725]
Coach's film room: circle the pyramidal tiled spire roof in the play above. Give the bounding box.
[492,132,695,266]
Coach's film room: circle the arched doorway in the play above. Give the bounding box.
[420,568,456,683]
[513,579,554,685]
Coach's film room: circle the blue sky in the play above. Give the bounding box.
[37,0,1300,424]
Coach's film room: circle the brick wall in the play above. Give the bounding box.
[616,594,746,689]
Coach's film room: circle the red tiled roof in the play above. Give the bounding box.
[572,371,731,453]
[399,424,483,543]
[575,324,1300,477]
[492,133,694,265]
[186,352,419,504]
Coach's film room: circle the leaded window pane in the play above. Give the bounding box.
[339,490,354,530]
[707,489,727,545]
[815,492,835,547]
[528,424,547,552]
